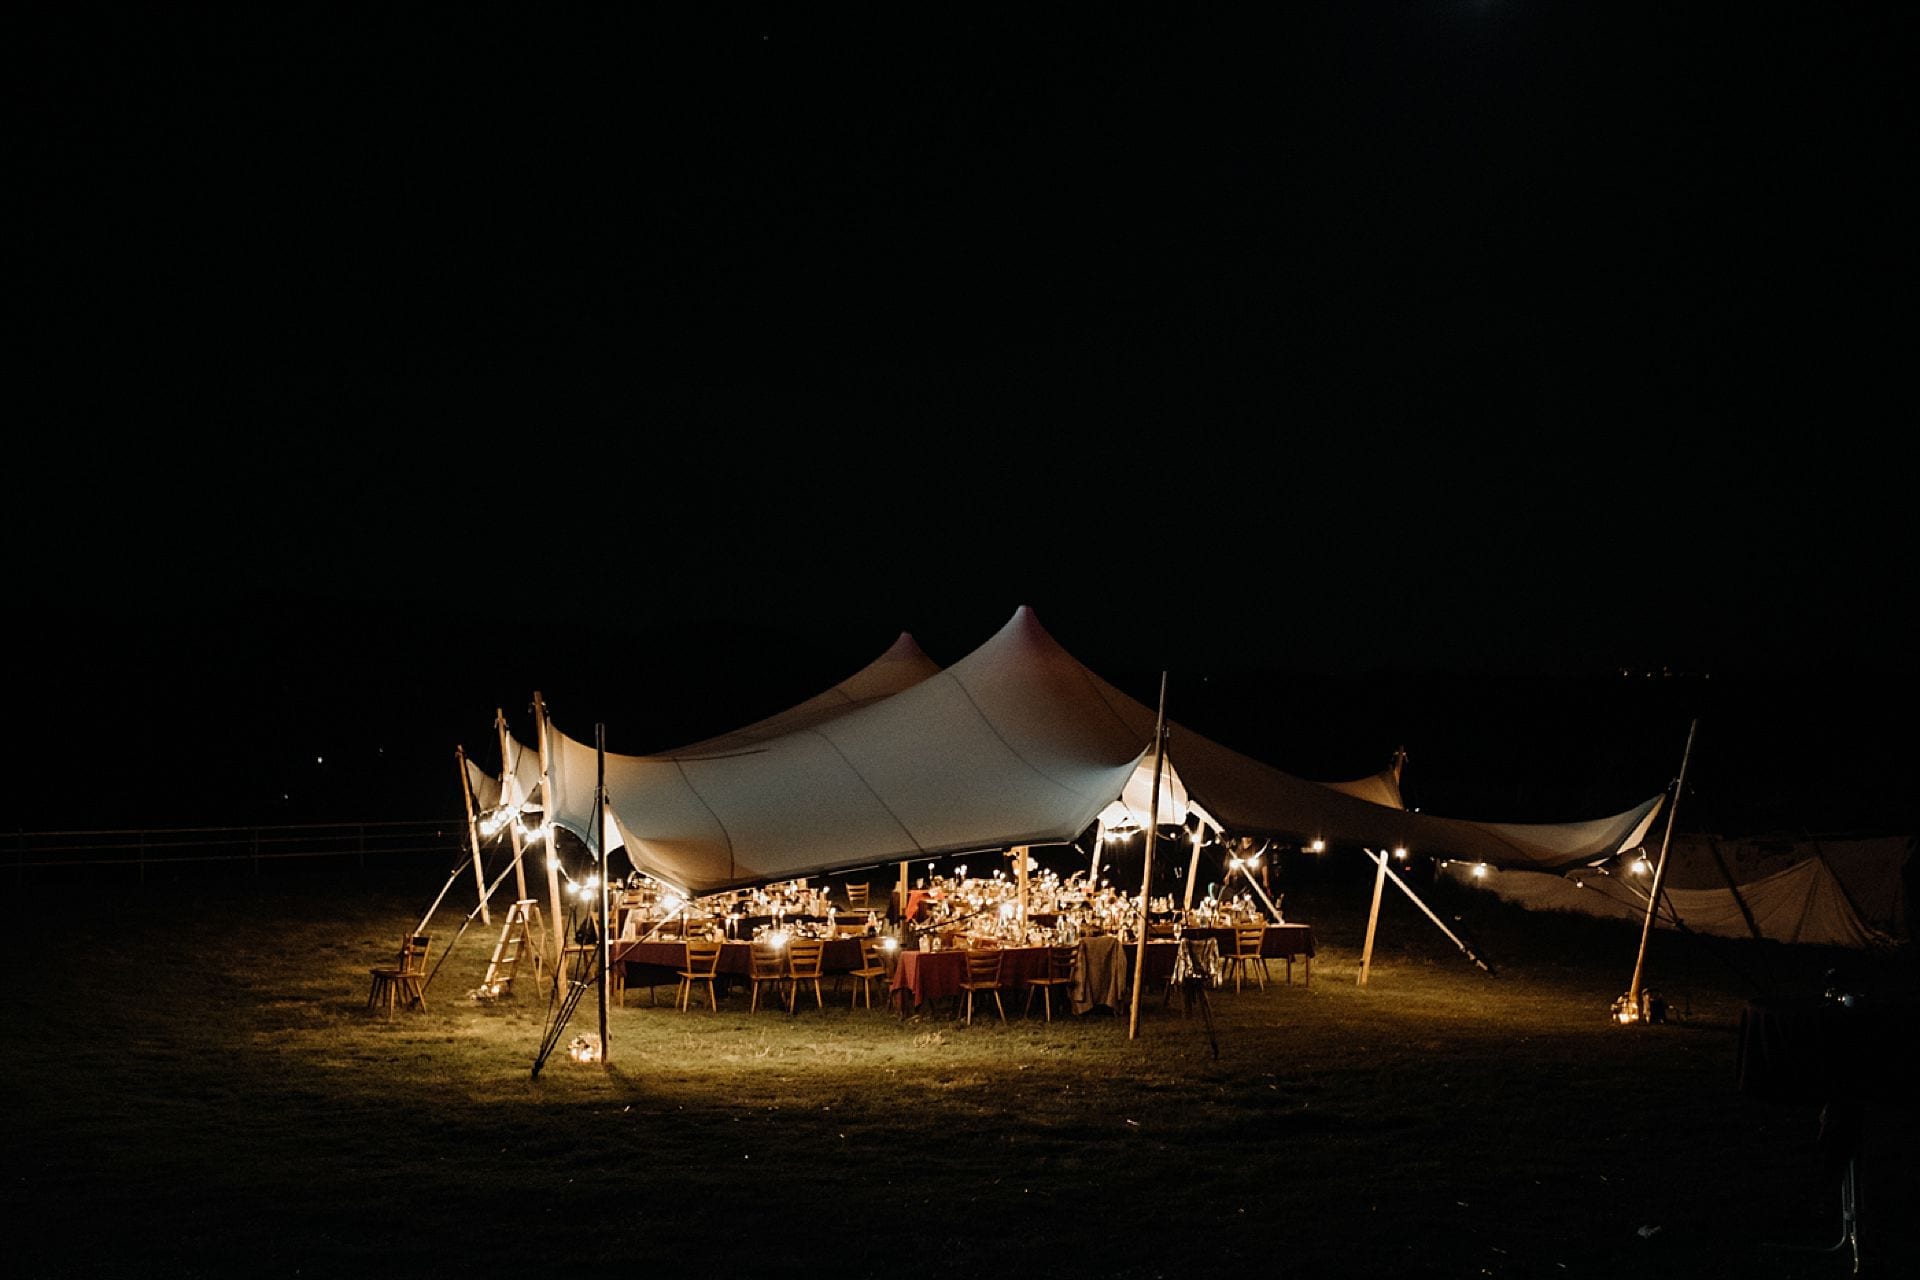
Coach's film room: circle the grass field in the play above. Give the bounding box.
[5,854,1913,1279]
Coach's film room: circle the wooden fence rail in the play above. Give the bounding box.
[10,819,465,882]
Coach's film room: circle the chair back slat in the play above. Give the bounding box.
[749,941,786,979]
[399,934,432,975]
[1049,944,1076,981]
[965,950,1003,983]
[787,939,826,978]
[684,939,724,974]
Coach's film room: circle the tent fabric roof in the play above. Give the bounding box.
[1662,833,1912,940]
[1317,767,1406,810]
[539,608,1148,892]
[508,606,1665,895]
[465,732,538,815]
[663,632,941,756]
[1441,842,1907,949]
[1062,666,1664,875]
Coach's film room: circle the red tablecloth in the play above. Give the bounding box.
[616,937,865,984]
[890,940,1186,1016]
[890,946,1055,1011]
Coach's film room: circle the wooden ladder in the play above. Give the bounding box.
[480,899,546,997]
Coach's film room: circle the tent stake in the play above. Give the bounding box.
[1127,672,1169,1041]
[1625,718,1698,1019]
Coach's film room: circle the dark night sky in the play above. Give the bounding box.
[8,4,1913,836]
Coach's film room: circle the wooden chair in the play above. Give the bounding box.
[676,939,724,1011]
[958,949,1007,1026]
[846,937,890,1009]
[1023,943,1077,1022]
[747,938,789,1013]
[1221,924,1270,992]
[845,882,871,910]
[615,888,647,939]
[786,938,827,1012]
[367,933,431,1019]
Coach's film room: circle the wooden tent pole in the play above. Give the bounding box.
[456,745,492,925]
[534,692,568,991]
[1088,830,1104,888]
[496,708,529,904]
[596,723,610,1065]
[1626,718,1699,1018]
[1014,845,1029,938]
[1367,849,1494,974]
[1240,857,1286,924]
[1181,823,1203,912]
[411,856,471,938]
[1127,672,1169,1041]
[1357,842,1390,987]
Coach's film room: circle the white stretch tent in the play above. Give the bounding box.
[465,632,936,817]
[1318,764,1407,810]
[497,606,1665,896]
[1439,833,1914,948]
[665,631,941,756]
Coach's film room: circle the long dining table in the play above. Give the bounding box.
[613,936,869,1003]
[890,944,1058,1017]
[891,938,1194,1019]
